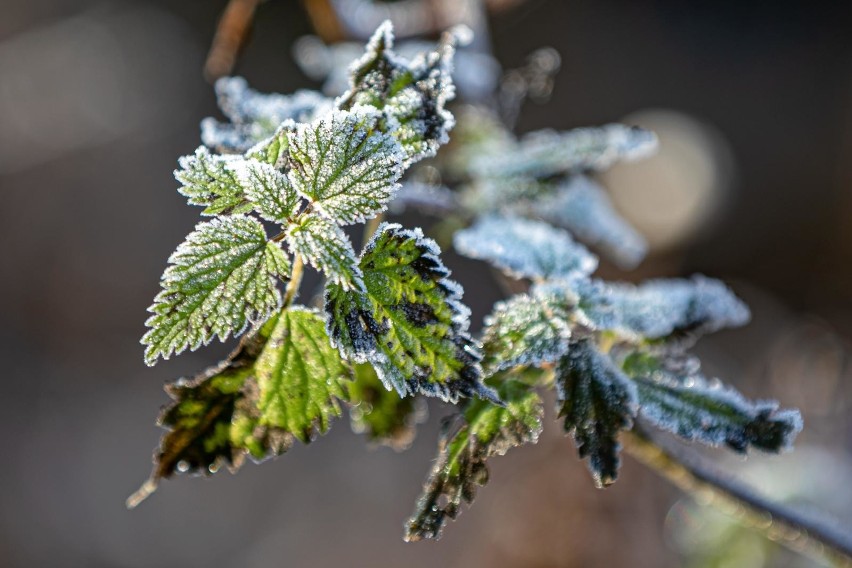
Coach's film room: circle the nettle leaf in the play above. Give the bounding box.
[568,275,750,343]
[405,378,543,541]
[230,158,299,224]
[287,107,404,225]
[285,213,364,290]
[254,307,351,444]
[481,293,573,374]
[175,147,251,216]
[142,215,290,365]
[201,76,332,153]
[347,363,426,450]
[471,124,658,180]
[454,214,598,281]
[339,21,459,165]
[529,176,647,269]
[620,351,802,452]
[129,308,350,507]
[326,223,497,403]
[556,340,639,487]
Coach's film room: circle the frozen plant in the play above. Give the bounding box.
[128,20,833,561]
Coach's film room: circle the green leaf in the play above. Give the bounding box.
[325,223,497,403]
[405,377,543,541]
[287,108,404,225]
[142,215,290,365]
[175,147,252,215]
[556,340,638,487]
[347,363,425,450]
[129,307,351,508]
[254,307,351,443]
[285,213,364,290]
[232,158,299,224]
[620,350,802,452]
[481,293,573,375]
[339,21,460,165]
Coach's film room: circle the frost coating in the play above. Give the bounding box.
[529,176,648,269]
[338,21,459,166]
[175,147,251,216]
[325,223,497,403]
[621,351,802,452]
[287,107,405,225]
[229,158,299,224]
[454,215,598,281]
[286,214,364,291]
[201,77,332,153]
[481,294,573,374]
[471,124,658,179]
[142,215,290,365]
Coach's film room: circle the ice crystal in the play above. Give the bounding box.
[454,215,598,281]
[287,107,404,225]
[142,215,290,365]
[285,214,363,291]
[230,158,299,224]
[175,147,251,216]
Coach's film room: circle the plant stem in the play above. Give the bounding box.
[625,424,852,567]
[282,254,305,308]
[363,213,385,247]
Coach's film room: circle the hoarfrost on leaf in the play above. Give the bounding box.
[230,158,299,224]
[201,77,332,153]
[142,215,290,365]
[287,107,404,225]
[529,176,647,268]
[620,350,802,452]
[471,124,658,180]
[325,223,497,403]
[454,214,598,281]
[481,293,573,375]
[338,21,459,166]
[406,378,543,541]
[556,340,639,487]
[285,214,363,291]
[175,147,251,216]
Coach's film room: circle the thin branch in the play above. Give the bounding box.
[625,424,852,567]
[204,0,263,82]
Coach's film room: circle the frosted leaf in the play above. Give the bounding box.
[287,107,404,225]
[142,215,290,365]
[338,21,458,166]
[325,223,497,403]
[229,158,299,224]
[621,350,803,452]
[347,362,427,450]
[286,214,363,291]
[175,147,251,216]
[481,293,573,375]
[201,77,332,153]
[454,215,598,281]
[530,176,647,268]
[556,340,639,487]
[541,275,751,343]
[388,181,458,215]
[406,377,543,541]
[471,124,657,180]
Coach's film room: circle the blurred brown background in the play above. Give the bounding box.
[2,1,851,566]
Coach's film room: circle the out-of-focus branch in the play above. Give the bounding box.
[204,0,264,82]
[625,424,852,567]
